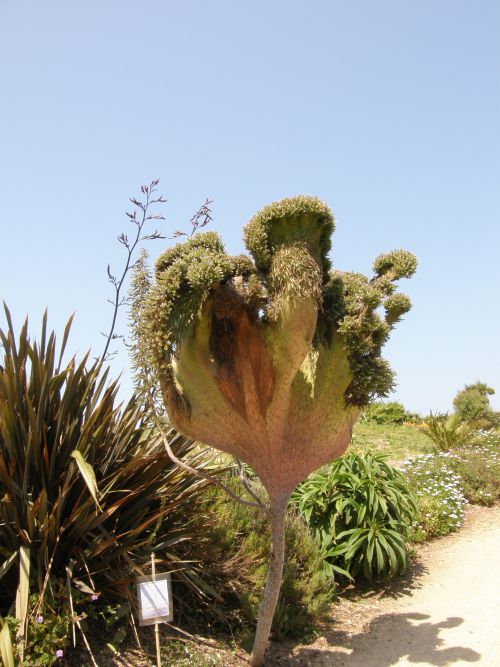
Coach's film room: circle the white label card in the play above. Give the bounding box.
[136,572,173,626]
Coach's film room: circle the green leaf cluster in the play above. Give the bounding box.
[9,593,70,667]
[292,452,417,581]
[142,232,246,372]
[243,195,334,275]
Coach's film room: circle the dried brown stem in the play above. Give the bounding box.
[236,458,265,507]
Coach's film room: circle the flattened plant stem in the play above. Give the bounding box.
[249,496,289,666]
[145,391,266,512]
[161,431,266,512]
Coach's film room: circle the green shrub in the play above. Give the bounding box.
[399,453,466,541]
[0,308,216,654]
[292,452,417,582]
[453,382,495,426]
[361,402,416,425]
[3,594,70,666]
[185,479,334,641]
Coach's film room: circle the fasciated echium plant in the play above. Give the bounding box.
[139,196,417,666]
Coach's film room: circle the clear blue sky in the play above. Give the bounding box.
[1,0,499,414]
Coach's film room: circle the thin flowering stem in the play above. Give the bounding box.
[101,180,166,363]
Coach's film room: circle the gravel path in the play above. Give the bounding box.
[270,504,500,666]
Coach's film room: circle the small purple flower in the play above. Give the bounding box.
[91,594,99,601]
[35,615,44,624]
[55,649,64,659]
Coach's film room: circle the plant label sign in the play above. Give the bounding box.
[136,572,173,626]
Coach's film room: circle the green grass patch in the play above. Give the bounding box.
[350,422,431,462]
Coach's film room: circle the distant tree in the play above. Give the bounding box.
[453,382,496,425]
[139,195,417,666]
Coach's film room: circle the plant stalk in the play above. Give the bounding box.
[249,495,289,666]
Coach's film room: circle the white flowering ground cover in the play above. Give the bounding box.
[472,431,500,458]
[399,430,500,541]
[400,453,466,540]
[449,430,500,505]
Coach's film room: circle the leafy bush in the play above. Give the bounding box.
[362,402,419,425]
[399,453,466,541]
[185,479,334,641]
[0,308,216,655]
[401,431,500,540]
[453,382,496,426]
[292,452,417,582]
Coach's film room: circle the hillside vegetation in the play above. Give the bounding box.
[350,422,431,462]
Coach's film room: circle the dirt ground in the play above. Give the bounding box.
[267,503,500,667]
[68,503,500,666]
